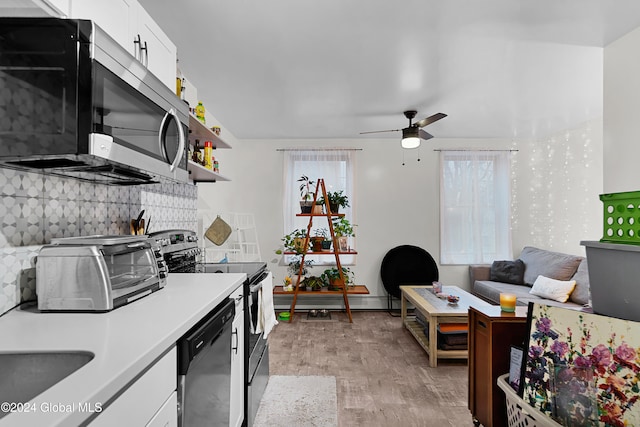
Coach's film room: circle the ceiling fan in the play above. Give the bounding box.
[360,110,447,148]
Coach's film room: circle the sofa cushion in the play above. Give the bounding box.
[529,275,576,303]
[490,259,525,285]
[473,280,535,306]
[519,246,583,286]
[569,258,590,305]
[473,280,584,309]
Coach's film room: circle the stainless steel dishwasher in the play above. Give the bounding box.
[177,298,235,427]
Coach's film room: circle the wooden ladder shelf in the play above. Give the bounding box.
[277,178,362,322]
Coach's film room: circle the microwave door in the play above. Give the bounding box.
[159,108,185,172]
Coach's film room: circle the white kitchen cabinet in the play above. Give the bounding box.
[70,0,176,91]
[0,0,68,16]
[37,0,69,16]
[230,286,245,427]
[146,392,178,427]
[70,0,137,55]
[135,3,177,91]
[90,347,177,427]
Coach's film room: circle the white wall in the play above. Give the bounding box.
[604,26,640,193]
[511,119,603,257]
[197,122,603,309]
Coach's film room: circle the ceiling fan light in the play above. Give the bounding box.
[401,127,420,149]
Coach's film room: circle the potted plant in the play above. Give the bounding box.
[282,229,309,254]
[311,228,329,252]
[315,228,332,251]
[287,256,314,286]
[321,267,354,290]
[320,190,350,214]
[301,275,323,291]
[332,217,356,252]
[298,175,316,213]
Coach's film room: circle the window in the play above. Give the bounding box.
[283,149,356,265]
[440,150,512,264]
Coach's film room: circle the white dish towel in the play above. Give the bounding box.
[256,272,278,338]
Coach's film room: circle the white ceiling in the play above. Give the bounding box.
[139,0,640,141]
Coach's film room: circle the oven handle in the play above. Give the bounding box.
[249,271,270,293]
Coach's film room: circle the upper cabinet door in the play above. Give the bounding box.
[70,0,137,57]
[70,0,176,91]
[40,0,70,16]
[136,3,177,91]
[0,0,69,17]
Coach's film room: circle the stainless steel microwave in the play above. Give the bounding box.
[0,18,188,185]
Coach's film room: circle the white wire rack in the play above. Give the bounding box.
[199,212,261,263]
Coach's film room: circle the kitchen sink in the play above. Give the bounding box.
[0,351,94,418]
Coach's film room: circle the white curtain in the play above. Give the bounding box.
[440,150,512,264]
[283,149,356,265]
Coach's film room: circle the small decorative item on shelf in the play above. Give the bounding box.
[195,101,206,124]
[298,175,316,213]
[282,276,293,292]
[211,126,221,136]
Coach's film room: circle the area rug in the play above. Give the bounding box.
[253,375,338,427]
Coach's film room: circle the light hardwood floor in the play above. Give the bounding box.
[267,310,476,427]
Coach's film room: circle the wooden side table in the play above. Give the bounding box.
[468,305,529,427]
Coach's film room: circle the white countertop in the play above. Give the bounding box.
[0,272,246,427]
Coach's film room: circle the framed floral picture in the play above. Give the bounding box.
[522,303,640,427]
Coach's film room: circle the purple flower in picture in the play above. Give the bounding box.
[537,317,553,333]
[551,340,569,358]
[529,345,544,359]
[573,355,592,368]
[615,342,636,363]
[533,317,559,341]
[592,344,613,367]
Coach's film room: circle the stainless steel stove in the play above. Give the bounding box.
[148,229,270,427]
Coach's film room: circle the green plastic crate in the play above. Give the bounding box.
[600,190,640,245]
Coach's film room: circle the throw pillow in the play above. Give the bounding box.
[569,258,590,305]
[519,246,583,286]
[490,259,525,285]
[529,275,576,303]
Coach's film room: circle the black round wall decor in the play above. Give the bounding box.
[380,245,439,298]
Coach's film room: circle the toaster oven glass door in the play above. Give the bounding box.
[103,245,158,292]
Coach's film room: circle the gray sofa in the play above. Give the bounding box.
[469,246,590,310]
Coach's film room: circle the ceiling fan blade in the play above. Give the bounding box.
[359,129,400,135]
[419,129,434,140]
[414,113,447,128]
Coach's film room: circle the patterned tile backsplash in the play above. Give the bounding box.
[0,167,198,315]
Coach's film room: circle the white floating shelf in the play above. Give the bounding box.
[188,160,230,183]
[188,114,232,149]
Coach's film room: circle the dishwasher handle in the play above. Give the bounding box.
[232,328,238,354]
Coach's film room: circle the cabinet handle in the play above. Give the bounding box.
[232,328,238,354]
[133,34,141,60]
[140,41,148,67]
[478,320,487,329]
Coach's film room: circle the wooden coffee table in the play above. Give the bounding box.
[400,285,491,367]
